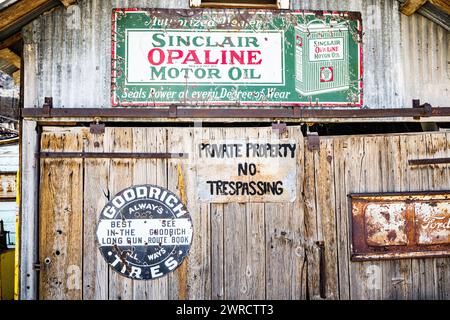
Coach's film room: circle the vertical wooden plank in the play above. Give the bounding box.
[82,128,109,300]
[222,127,265,299]
[345,136,373,300]
[285,125,307,300]
[426,133,450,300]
[131,127,169,300]
[108,127,134,300]
[349,136,382,300]
[435,132,450,300]
[190,125,211,300]
[167,127,186,300]
[223,201,248,299]
[168,127,211,300]
[147,127,170,300]
[413,133,437,300]
[392,135,413,300]
[131,127,150,300]
[315,137,339,299]
[20,120,39,299]
[407,133,430,300]
[210,127,225,300]
[332,137,350,300]
[381,135,413,300]
[377,135,394,301]
[20,20,40,300]
[39,128,83,300]
[302,132,320,299]
[223,128,268,299]
[211,202,224,299]
[266,126,305,300]
[244,127,266,299]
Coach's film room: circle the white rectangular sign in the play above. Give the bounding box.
[97,218,193,247]
[196,139,297,203]
[309,38,344,61]
[126,30,284,85]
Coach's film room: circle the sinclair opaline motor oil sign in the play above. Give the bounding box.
[112,9,363,107]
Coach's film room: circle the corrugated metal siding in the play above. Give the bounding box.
[401,13,450,107]
[22,0,449,109]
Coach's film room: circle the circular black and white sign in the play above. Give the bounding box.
[96,184,193,280]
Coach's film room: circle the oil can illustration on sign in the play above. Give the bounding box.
[112,9,363,107]
[96,185,193,280]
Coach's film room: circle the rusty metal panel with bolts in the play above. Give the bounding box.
[349,191,450,261]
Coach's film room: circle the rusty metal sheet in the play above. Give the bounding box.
[196,139,297,203]
[349,191,450,261]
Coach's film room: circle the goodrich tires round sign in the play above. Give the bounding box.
[96,184,193,280]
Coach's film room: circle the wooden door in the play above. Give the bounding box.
[38,127,450,300]
[38,126,309,300]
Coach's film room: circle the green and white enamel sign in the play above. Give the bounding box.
[112,9,363,107]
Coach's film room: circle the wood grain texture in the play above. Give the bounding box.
[400,0,427,16]
[167,127,211,300]
[107,128,134,300]
[315,138,339,299]
[131,127,151,300]
[0,0,50,31]
[426,133,449,300]
[82,128,109,300]
[266,126,305,300]
[0,48,20,68]
[20,121,39,300]
[302,133,320,299]
[39,127,83,300]
[332,137,351,300]
[210,128,225,300]
[34,127,450,300]
[20,22,40,300]
[222,127,265,299]
[132,127,169,300]
[408,133,431,300]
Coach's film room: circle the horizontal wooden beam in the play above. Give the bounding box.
[0,48,21,68]
[428,0,450,15]
[400,0,428,16]
[59,0,77,8]
[12,70,20,85]
[21,106,450,119]
[0,0,50,31]
[36,152,188,159]
[0,0,61,42]
[0,32,22,50]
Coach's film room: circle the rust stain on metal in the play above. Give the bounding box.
[364,203,407,246]
[415,202,450,245]
[349,191,450,261]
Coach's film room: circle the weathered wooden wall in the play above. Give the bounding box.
[310,131,450,299]
[21,0,449,110]
[36,126,450,300]
[38,126,308,300]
